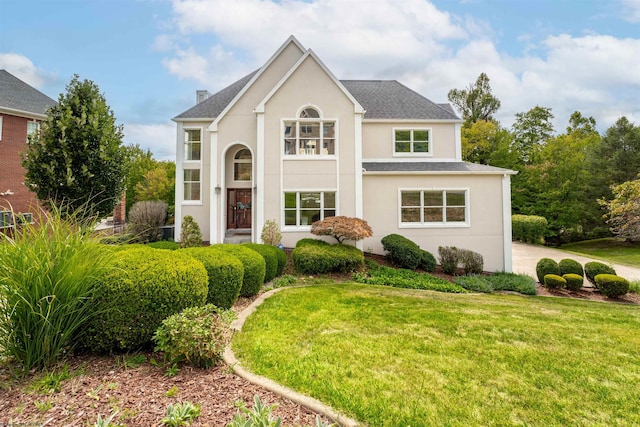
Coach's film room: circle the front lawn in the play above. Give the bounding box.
[232,284,640,426]
[561,238,640,267]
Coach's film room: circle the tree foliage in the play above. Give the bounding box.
[22,75,128,219]
[123,144,156,212]
[447,73,501,125]
[511,106,555,165]
[600,177,640,242]
[461,120,516,166]
[310,216,373,243]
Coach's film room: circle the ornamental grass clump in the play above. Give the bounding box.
[0,209,113,372]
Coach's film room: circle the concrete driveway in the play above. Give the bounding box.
[512,241,640,281]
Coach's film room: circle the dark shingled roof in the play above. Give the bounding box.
[174,70,460,121]
[0,70,56,116]
[342,80,460,120]
[363,161,515,174]
[174,70,259,119]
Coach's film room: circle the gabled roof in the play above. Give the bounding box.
[362,161,516,175]
[342,80,459,120]
[0,69,56,117]
[173,70,258,120]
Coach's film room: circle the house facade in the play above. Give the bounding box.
[0,70,57,228]
[173,36,516,271]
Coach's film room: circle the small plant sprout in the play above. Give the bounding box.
[161,401,202,426]
[164,385,179,398]
[93,411,120,427]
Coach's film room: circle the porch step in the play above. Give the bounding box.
[225,228,251,237]
[223,235,252,244]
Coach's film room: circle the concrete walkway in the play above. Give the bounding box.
[512,241,640,281]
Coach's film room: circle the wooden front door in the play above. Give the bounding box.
[227,189,252,229]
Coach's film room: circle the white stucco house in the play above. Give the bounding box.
[173,36,516,272]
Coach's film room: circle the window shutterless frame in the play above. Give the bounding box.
[392,127,432,157]
[398,188,469,228]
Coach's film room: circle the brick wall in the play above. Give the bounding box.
[0,113,42,215]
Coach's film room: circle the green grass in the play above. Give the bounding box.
[233,284,640,426]
[561,238,640,267]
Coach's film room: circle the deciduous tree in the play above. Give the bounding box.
[600,177,640,243]
[311,216,373,244]
[447,73,501,125]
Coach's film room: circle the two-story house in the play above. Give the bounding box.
[0,70,57,229]
[173,36,516,271]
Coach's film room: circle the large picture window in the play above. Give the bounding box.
[183,169,201,201]
[284,108,335,156]
[400,189,467,225]
[284,191,336,227]
[184,129,201,161]
[394,128,431,155]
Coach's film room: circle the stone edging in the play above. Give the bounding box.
[223,287,361,427]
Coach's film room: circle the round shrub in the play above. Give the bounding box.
[559,259,583,277]
[536,258,560,283]
[148,241,179,250]
[594,274,629,298]
[292,239,363,274]
[85,247,208,353]
[181,247,243,309]
[211,244,266,297]
[274,248,287,276]
[543,274,566,289]
[420,250,437,272]
[585,262,616,285]
[381,234,423,270]
[562,273,583,291]
[242,243,278,282]
[153,304,231,368]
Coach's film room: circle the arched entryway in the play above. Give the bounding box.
[224,146,253,233]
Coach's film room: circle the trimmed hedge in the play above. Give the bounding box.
[512,214,548,244]
[274,248,287,276]
[585,262,616,285]
[536,258,560,283]
[242,243,279,282]
[292,239,364,274]
[559,259,583,277]
[594,274,629,298]
[420,250,437,273]
[544,274,566,289]
[563,273,583,291]
[212,244,266,297]
[148,241,179,250]
[381,234,423,270]
[84,247,208,353]
[180,247,243,309]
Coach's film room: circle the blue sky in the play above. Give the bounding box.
[1,0,639,160]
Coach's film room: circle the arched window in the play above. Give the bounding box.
[283,107,335,156]
[234,148,252,181]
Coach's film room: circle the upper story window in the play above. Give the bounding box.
[400,189,467,226]
[234,149,252,181]
[284,108,335,156]
[394,128,431,155]
[184,129,201,161]
[27,121,40,143]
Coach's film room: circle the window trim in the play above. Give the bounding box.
[183,127,203,163]
[398,188,470,228]
[282,190,337,231]
[282,108,337,159]
[392,127,433,157]
[182,168,202,204]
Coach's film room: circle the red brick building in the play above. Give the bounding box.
[0,70,57,228]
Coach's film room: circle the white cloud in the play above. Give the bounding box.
[123,122,176,161]
[0,53,48,88]
[621,0,640,22]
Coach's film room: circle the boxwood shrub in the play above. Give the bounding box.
[292,239,364,274]
[420,250,437,273]
[380,234,423,270]
[180,247,243,309]
[512,214,548,243]
[585,262,616,285]
[559,258,583,277]
[211,244,266,297]
[562,273,583,291]
[147,241,179,250]
[242,243,279,282]
[536,258,560,283]
[84,247,208,353]
[594,274,629,298]
[274,247,287,276]
[543,274,566,289]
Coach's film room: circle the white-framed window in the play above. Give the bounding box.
[233,148,252,181]
[27,121,40,143]
[184,129,201,161]
[183,169,201,201]
[284,107,336,156]
[284,191,336,227]
[393,128,431,155]
[400,189,468,227]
